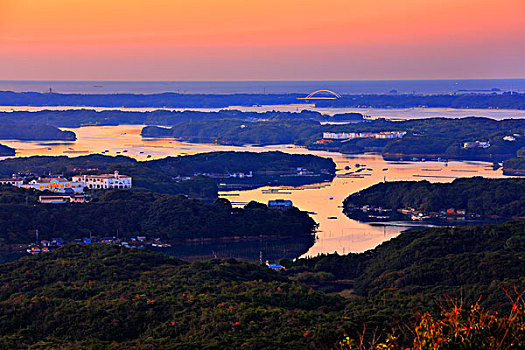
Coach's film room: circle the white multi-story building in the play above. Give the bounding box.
[0,178,23,187]
[323,131,406,140]
[374,131,407,139]
[463,141,491,149]
[323,132,360,140]
[72,171,132,190]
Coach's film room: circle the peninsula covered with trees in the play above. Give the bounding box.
[0,123,75,141]
[0,152,336,198]
[0,187,317,246]
[0,220,522,348]
[0,144,15,156]
[343,177,525,222]
[286,220,525,305]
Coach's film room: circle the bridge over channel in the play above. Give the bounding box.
[297,89,342,100]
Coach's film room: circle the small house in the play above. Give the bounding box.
[268,199,293,210]
[51,238,65,246]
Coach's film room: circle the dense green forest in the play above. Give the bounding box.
[1,90,524,109]
[0,109,363,128]
[0,187,316,245]
[142,119,321,146]
[0,245,347,349]
[0,123,75,141]
[0,220,523,348]
[287,220,525,301]
[0,152,335,197]
[343,177,525,219]
[144,117,525,162]
[0,144,15,156]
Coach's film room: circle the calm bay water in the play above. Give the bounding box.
[1,105,524,120]
[0,125,506,259]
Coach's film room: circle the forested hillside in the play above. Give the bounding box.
[0,152,335,198]
[0,221,523,348]
[287,220,525,304]
[343,177,525,218]
[0,245,348,349]
[0,188,316,245]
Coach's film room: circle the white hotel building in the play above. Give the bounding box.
[72,171,132,190]
[4,171,132,193]
[24,177,84,193]
[323,131,406,140]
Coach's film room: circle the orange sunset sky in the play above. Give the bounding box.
[0,0,524,81]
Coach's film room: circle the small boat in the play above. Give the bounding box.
[327,216,337,220]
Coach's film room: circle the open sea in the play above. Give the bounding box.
[1,79,525,95]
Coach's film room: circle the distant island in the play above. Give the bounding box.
[343,177,525,222]
[1,90,524,109]
[2,110,523,165]
[0,123,75,141]
[142,119,322,146]
[0,109,364,127]
[143,117,525,163]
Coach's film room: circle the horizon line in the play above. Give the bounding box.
[1,78,525,83]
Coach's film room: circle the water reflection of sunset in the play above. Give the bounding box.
[0,125,506,257]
